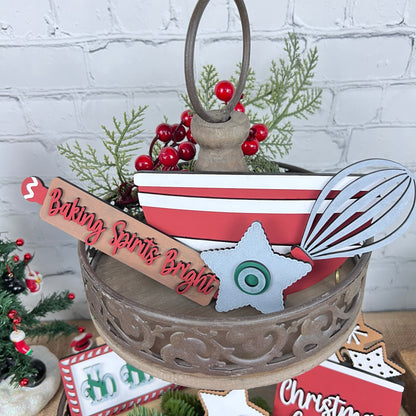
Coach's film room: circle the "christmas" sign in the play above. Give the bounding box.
[273,360,403,416]
[21,176,219,305]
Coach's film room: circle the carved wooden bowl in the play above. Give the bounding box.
[79,241,370,390]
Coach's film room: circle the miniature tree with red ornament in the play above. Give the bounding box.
[0,235,77,387]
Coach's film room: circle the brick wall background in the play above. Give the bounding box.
[1,0,415,318]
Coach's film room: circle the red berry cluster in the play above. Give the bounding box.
[135,110,196,172]
[214,80,269,156]
[241,123,268,156]
[134,80,269,173]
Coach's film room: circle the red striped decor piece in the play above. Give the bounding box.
[134,172,362,294]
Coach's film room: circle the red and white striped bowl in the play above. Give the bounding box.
[134,172,358,295]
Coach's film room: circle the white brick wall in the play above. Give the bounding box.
[0,0,415,317]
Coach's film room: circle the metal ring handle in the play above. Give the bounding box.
[184,0,251,123]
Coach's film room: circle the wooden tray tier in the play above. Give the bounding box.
[79,241,370,390]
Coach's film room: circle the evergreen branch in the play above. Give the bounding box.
[22,320,77,339]
[187,33,322,162]
[162,390,204,415]
[180,64,220,112]
[0,291,20,328]
[26,291,73,320]
[250,118,294,161]
[58,141,114,197]
[271,36,321,127]
[246,153,282,173]
[163,399,201,416]
[0,240,18,263]
[5,354,36,388]
[127,406,165,416]
[58,106,147,200]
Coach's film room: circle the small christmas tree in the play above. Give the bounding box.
[0,235,77,388]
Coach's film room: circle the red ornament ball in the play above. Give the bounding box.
[156,123,173,143]
[13,255,20,262]
[234,101,245,113]
[135,155,154,171]
[68,293,75,300]
[215,80,235,103]
[8,310,18,320]
[15,238,24,247]
[162,164,179,171]
[186,129,196,144]
[20,378,29,386]
[23,253,32,262]
[180,110,193,128]
[241,138,259,156]
[252,123,268,141]
[159,146,179,167]
[171,124,187,143]
[178,141,196,161]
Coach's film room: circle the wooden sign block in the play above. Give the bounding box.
[394,346,416,415]
[59,344,178,416]
[273,360,403,416]
[22,176,219,306]
[198,390,269,416]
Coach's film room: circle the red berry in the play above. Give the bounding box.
[180,110,193,128]
[252,123,268,141]
[171,124,186,143]
[178,142,196,161]
[159,146,179,167]
[241,138,259,155]
[68,293,75,300]
[234,102,245,113]
[8,310,18,320]
[186,129,196,144]
[215,80,235,103]
[13,255,19,262]
[23,253,32,262]
[15,239,24,247]
[156,123,172,143]
[13,317,22,325]
[20,378,29,386]
[135,155,154,171]
[162,165,179,171]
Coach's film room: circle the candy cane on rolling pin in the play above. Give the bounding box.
[21,177,48,205]
[20,176,219,306]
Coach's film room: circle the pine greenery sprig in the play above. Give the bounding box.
[127,406,165,416]
[58,106,147,199]
[241,33,322,163]
[127,389,271,416]
[59,33,321,206]
[182,33,321,173]
[24,291,73,321]
[161,390,204,416]
[22,320,77,339]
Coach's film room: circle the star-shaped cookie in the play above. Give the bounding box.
[348,342,405,379]
[198,389,269,416]
[200,221,312,313]
[336,313,384,362]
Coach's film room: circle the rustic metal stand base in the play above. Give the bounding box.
[79,241,369,390]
